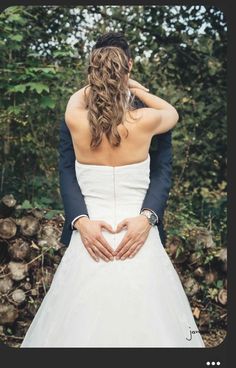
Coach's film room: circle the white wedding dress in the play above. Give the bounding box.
[21,153,205,348]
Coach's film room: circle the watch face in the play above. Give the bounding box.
[141,210,157,225]
[150,213,156,225]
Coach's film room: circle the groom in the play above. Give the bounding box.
[58,32,172,251]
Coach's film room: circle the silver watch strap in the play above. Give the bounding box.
[140,208,159,224]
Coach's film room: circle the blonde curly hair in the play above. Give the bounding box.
[84,46,137,149]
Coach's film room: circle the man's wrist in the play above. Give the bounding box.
[140,208,159,225]
[139,213,152,227]
[74,216,90,230]
[71,215,89,230]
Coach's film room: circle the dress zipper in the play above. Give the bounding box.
[112,166,117,248]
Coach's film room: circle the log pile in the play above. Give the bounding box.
[0,194,66,347]
[166,226,227,336]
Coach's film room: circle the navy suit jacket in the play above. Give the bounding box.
[58,96,172,247]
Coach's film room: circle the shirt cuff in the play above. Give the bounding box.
[71,215,89,230]
[140,208,159,224]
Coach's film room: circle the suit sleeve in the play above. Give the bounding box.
[58,118,89,231]
[141,131,172,224]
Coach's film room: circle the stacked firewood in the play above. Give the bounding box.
[0,194,66,347]
[166,226,227,334]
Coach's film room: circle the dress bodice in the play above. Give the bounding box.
[74,154,151,225]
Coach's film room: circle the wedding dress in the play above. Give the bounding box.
[21,153,205,348]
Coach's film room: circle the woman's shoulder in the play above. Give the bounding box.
[65,88,89,128]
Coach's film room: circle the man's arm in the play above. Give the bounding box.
[58,117,89,231]
[140,131,172,225]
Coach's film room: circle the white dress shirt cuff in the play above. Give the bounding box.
[71,215,89,230]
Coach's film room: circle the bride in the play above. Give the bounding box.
[20,45,205,348]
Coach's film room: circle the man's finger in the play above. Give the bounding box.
[87,246,99,262]
[95,240,114,260]
[97,234,115,255]
[93,243,110,262]
[119,242,140,260]
[121,242,143,259]
[115,238,135,259]
[119,243,138,260]
[114,234,131,255]
[129,243,144,258]
[100,221,115,233]
[115,219,128,233]
[91,245,103,261]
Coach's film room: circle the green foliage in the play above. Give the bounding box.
[0,5,227,247]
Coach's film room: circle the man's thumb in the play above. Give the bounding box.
[116,219,128,233]
[100,221,115,233]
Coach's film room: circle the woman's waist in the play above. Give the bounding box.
[85,201,143,223]
[83,193,146,205]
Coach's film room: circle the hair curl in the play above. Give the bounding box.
[84,46,138,150]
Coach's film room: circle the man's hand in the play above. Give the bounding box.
[114,215,152,260]
[74,217,116,262]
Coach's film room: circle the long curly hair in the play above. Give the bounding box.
[84,46,138,150]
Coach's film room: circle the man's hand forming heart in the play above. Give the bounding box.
[74,217,116,262]
[114,215,152,260]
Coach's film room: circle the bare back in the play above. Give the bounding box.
[67,108,153,166]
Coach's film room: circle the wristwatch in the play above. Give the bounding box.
[140,209,158,226]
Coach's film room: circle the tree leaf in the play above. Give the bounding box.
[27,83,49,94]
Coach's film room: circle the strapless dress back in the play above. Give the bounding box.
[74,154,151,250]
